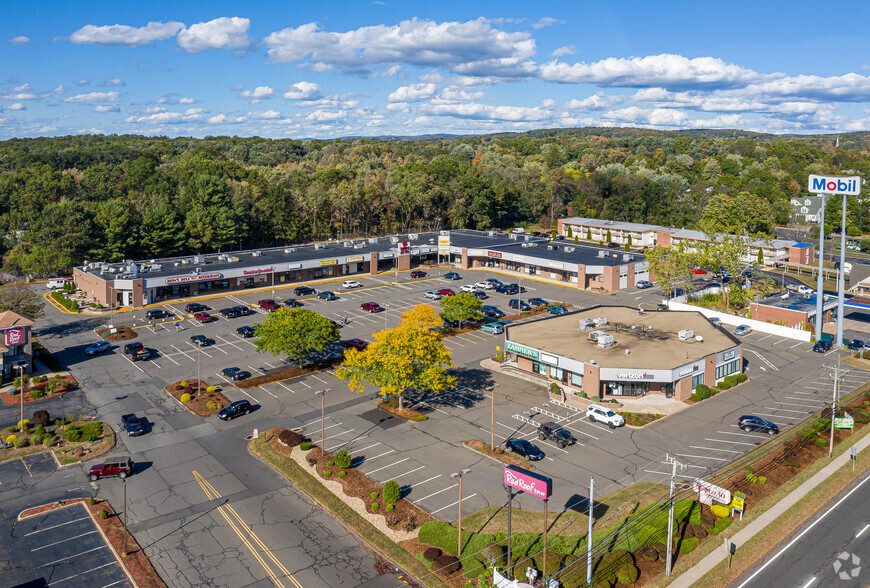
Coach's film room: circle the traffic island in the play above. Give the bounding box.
[95,325,137,341]
[0,417,114,466]
[236,357,342,389]
[378,399,429,422]
[165,380,230,417]
[464,440,534,469]
[1,373,77,405]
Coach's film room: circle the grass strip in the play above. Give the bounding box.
[249,434,436,586]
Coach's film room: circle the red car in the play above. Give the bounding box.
[193,312,212,323]
[258,299,280,311]
[361,302,383,313]
[345,338,368,350]
[410,270,427,278]
[438,288,455,296]
[691,269,707,274]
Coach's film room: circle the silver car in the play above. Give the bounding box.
[424,291,442,300]
[733,324,752,336]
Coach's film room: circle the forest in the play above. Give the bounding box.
[0,129,868,276]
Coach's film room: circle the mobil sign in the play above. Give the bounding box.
[808,175,862,196]
[504,466,552,500]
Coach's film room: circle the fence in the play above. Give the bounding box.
[666,301,812,342]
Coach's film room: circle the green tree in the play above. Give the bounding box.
[606,229,612,242]
[254,308,340,366]
[626,235,632,248]
[586,228,592,240]
[645,243,693,299]
[439,292,484,326]
[566,226,573,238]
[0,282,44,319]
[757,248,764,265]
[698,235,750,309]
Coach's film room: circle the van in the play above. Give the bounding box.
[511,228,525,234]
[47,278,72,289]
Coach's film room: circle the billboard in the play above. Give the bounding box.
[504,466,552,499]
[438,233,451,255]
[692,478,731,506]
[807,175,862,196]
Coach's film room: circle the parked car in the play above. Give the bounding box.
[710,317,722,327]
[508,299,531,311]
[481,322,504,335]
[555,235,565,241]
[131,348,151,361]
[85,341,111,356]
[494,283,516,294]
[490,320,514,328]
[221,367,251,381]
[145,309,171,320]
[193,312,212,323]
[317,291,337,300]
[218,399,252,421]
[797,285,814,295]
[233,305,253,317]
[219,307,241,319]
[738,415,779,435]
[444,272,461,280]
[471,290,488,299]
[847,339,865,350]
[258,299,280,311]
[283,298,302,308]
[344,338,368,350]
[236,326,256,338]
[607,242,620,249]
[123,342,143,355]
[121,414,144,437]
[635,280,653,289]
[184,303,208,313]
[813,339,833,353]
[190,334,213,346]
[527,297,547,307]
[476,281,495,290]
[437,288,455,297]
[410,270,428,278]
[669,288,686,298]
[361,302,383,313]
[342,280,362,289]
[486,278,503,285]
[424,291,442,300]
[538,422,576,447]
[88,457,133,481]
[294,286,316,296]
[733,324,752,336]
[460,284,478,293]
[482,305,505,318]
[586,404,625,429]
[505,438,544,461]
[691,268,707,274]
[548,305,568,315]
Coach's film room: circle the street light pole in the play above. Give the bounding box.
[197,342,201,395]
[18,364,25,432]
[123,476,128,556]
[271,265,275,299]
[450,469,471,557]
[664,454,686,576]
[315,389,331,453]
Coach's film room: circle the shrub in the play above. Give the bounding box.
[758,476,767,484]
[387,514,400,527]
[17,419,30,430]
[691,393,702,402]
[384,502,393,510]
[34,425,45,437]
[735,373,748,383]
[335,449,352,468]
[641,546,659,562]
[815,437,828,448]
[371,492,380,499]
[853,410,870,424]
[724,375,737,386]
[813,418,831,432]
[745,465,754,474]
[383,480,401,503]
[371,502,379,510]
[5,434,15,445]
[718,381,732,390]
[70,300,79,312]
[180,380,190,387]
[410,415,428,422]
[206,401,219,411]
[32,376,43,384]
[206,386,218,393]
[693,524,708,539]
[710,386,720,395]
[434,555,461,575]
[483,543,504,567]
[180,393,191,403]
[678,537,700,555]
[30,390,44,400]
[89,497,96,505]
[99,509,108,520]
[300,441,312,451]
[577,391,588,398]
[14,437,29,448]
[326,461,335,467]
[746,474,758,483]
[695,384,710,397]
[65,428,81,442]
[42,436,54,448]
[338,471,346,477]
[32,410,50,427]
[683,524,695,539]
[323,471,332,478]
[711,504,730,517]
[549,382,561,395]
[590,396,600,402]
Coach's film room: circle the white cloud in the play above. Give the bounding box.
[437,87,485,102]
[207,113,247,124]
[551,45,574,57]
[179,97,196,104]
[74,78,88,85]
[93,104,119,113]
[70,21,183,47]
[388,83,436,102]
[531,17,561,30]
[63,91,119,103]
[177,17,251,52]
[126,109,206,124]
[386,102,409,112]
[184,108,208,116]
[8,36,33,46]
[238,86,274,103]
[265,18,536,78]
[249,109,282,119]
[145,106,167,114]
[8,103,25,111]
[566,92,625,110]
[102,77,125,87]
[305,110,346,122]
[421,102,552,122]
[283,81,323,100]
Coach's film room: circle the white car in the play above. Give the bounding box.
[475,281,494,290]
[796,285,814,295]
[424,291,442,300]
[342,280,362,289]
[585,404,625,429]
[460,284,478,293]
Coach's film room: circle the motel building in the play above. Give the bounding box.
[502,306,743,402]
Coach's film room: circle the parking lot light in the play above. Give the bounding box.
[314,388,331,455]
[450,468,471,556]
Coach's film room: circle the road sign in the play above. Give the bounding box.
[834,415,854,429]
[731,496,744,511]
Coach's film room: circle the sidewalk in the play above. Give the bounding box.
[671,431,870,587]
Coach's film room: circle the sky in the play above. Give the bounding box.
[3,0,870,140]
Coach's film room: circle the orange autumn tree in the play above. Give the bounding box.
[336,305,455,409]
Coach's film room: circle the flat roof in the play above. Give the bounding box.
[755,291,837,312]
[508,306,737,370]
[480,240,644,268]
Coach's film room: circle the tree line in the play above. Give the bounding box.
[0,131,868,276]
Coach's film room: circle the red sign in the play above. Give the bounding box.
[5,328,24,346]
[488,251,503,258]
[504,466,552,499]
[243,267,274,275]
[165,272,223,284]
[692,478,731,506]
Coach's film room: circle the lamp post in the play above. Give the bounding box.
[271,265,275,299]
[314,389,331,452]
[197,341,201,395]
[450,469,471,556]
[17,364,25,432]
[122,476,128,556]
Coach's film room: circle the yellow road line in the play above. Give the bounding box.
[43,292,74,314]
[193,471,302,588]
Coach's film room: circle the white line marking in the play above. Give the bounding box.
[409,474,442,488]
[431,493,479,514]
[798,577,815,588]
[364,449,395,462]
[414,483,458,503]
[704,438,757,446]
[393,465,426,479]
[675,453,730,462]
[32,530,98,551]
[45,545,107,566]
[364,457,410,476]
[51,561,117,585]
[353,442,382,453]
[856,523,869,538]
[25,516,89,535]
[689,446,744,454]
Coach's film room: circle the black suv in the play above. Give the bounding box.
[236,326,256,338]
[123,342,144,355]
[145,309,171,320]
[294,286,316,296]
[185,303,208,313]
[538,422,576,448]
[508,299,531,311]
[218,399,252,421]
[738,415,779,435]
[813,339,833,353]
[220,307,241,319]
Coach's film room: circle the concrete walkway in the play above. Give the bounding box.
[671,431,870,587]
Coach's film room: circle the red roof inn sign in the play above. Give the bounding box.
[504,466,552,500]
[808,175,862,195]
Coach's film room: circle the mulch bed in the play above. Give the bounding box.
[378,401,428,421]
[87,499,165,588]
[464,439,534,469]
[95,325,138,341]
[236,357,342,389]
[399,538,466,588]
[619,412,663,427]
[1,375,78,406]
[164,380,231,417]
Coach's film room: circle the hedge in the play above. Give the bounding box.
[694,384,710,397]
[735,373,748,383]
[718,381,732,390]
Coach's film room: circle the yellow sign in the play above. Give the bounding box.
[731,496,744,511]
[319,259,338,266]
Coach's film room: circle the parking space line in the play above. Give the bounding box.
[790,342,804,348]
[45,545,107,566]
[753,412,802,420]
[675,453,730,462]
[353,442,381,453]
[689,446,743,454]
[766,406,814,413]
[215,374,258,402]
[393,465,426,479]
[98,579,128,588]
[705,438,757,446]
[364,457,410,476]
[217,335,245,351]
[52,561,117,586]
[362,449,396,463]
[31,529,98,551]
[410,474,442,488]
[431,493,479,515]
[328,436,367,452]
[643,470,697,478]
[121,354,145,373]
[715,431,764,438]
[414,483,458,503]
[209,343,229,355]
[25,516,90,535]
[297,379,311,388]
[186,343,213,358]
[311,375,327,384]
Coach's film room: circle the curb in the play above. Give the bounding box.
[82,501,140,588]
[462,441,536,470]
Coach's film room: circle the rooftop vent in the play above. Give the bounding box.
[408,233,418,240]
[623,254,633,261]
[509,234,517,240]
[695,335,704,343]
[369,237,379,244]
[678,329,694,341]
[390,237,399,244]
[193,255,204,263]
[343,241,352,248]
[218,254,226,261]
[565,247,575,253]
[181,258,191,265]
[314,243,325,250]
[227,256,240,263]
[487,231,496,236]
[593,317,608,327]
[598,250,606,258]
[578,318,594,330]
[353,243,365,249]
[596,333,615,348]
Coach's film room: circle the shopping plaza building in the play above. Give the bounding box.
[73,230,651,307]
[503,306,743,402]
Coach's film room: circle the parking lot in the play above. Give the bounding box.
[6,502,132,588]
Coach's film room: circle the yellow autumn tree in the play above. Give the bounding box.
[336,311,455,409]
[399,304,442,331]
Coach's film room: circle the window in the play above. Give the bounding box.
[551,367,566,382]
[715,360,739,380]
[692,373,704,389]
[531,361,547,376]
[571,372,583,387]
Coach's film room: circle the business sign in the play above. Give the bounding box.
[319,259,338,266]
[165,272,223,284]
[5,328,24,346]
[723,350,736,361]
[243,267,274,276]
[346,255,364,263]
[692,478,731,506]
[731,496,744,512]
[678,364,699,377]
[506,341,538,359]
[548,261,564,269]
[504,466,552,500]
[488,251,503,259]
[438,234,451,255]
[835,415,855,430]
[540,352,559,366]
[616,371,652,380]
[808,174,862,196]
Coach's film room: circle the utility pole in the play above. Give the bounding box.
[450,469,471,556]
[664,454,686,576]
[586,477,594,585]
[197,342,201,395]
[836,194,847,347]
[123,476,128,556]
[830,360,845,458]
[814,194,828,342]
[18,364,25,432]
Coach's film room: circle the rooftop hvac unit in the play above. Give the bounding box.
[488,231,495,236]
[390,237,399,244]
[152,264,162,271]
[623,254,632,261]
[181,259,190,265]
[509,234,517,240]
[314,243,325,250]
[369,237,379,244]
[588,330,607,342]
[524,235,530,241]
[408,233,418,240]
[678,329,694,341]
[593,317,608,327]
[193,255,203,263]
[565,247,575,252]
[343,241,352,248]
[218,254,226,260]
[695,335,704,343]
[227,256,240,263]
[597,334,615,348]
[548,245,554,250]
[353,243,365,249]
[598,250,606,258]
[578,318,594,330]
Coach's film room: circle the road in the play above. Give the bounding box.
[730,467,870,588]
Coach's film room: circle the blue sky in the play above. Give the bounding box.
[3,0,870,139]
